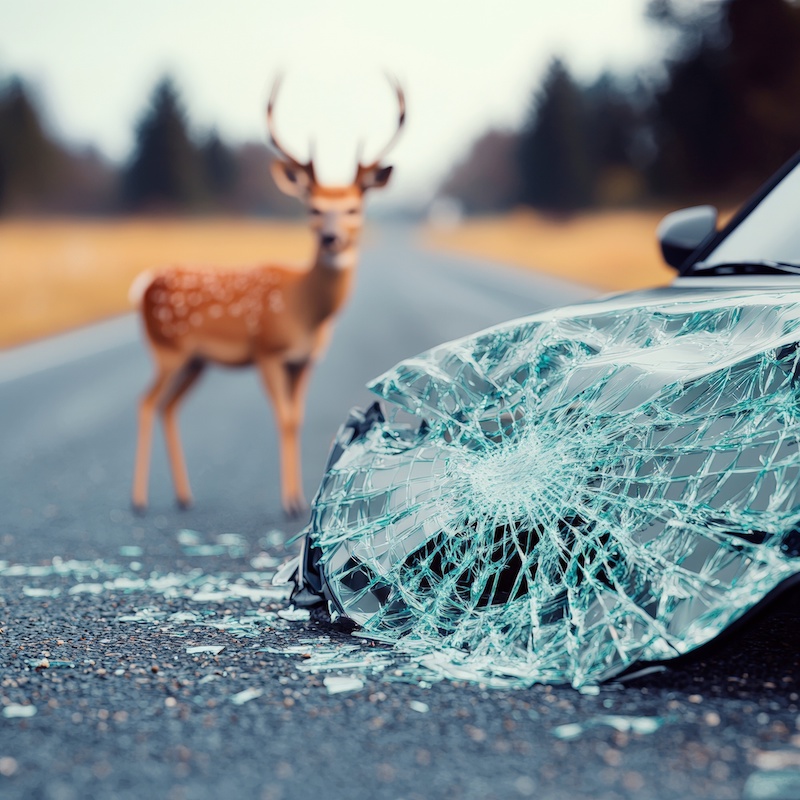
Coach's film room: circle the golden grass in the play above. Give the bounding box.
[423,208,682,292]
[0,210,727,349]
[0,218,313,349]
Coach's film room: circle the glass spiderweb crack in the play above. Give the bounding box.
[295,289,800,688]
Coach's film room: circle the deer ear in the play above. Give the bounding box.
[270,159,313,198]
[357,164,393,192]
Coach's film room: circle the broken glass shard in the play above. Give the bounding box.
[743,770,800,800]
[2,705,36,719]
[230,687,263,705]
[68,583,104,595]
[176,529,202,546]
[22,586,61,598]
[276,607,310,622]
[264,529,288,547]
[183,545,229,557]
[217,533,246,547]
[26,658,76,669]
[751,751,800,770]
[552,715,664,740]
[323,676,364,695]
[250,553,281,569]
[294,287,800,688]
[296,647,394,674]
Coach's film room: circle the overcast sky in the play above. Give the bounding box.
[0,0,669,203]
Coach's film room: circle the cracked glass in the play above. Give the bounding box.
[294,287,800,688]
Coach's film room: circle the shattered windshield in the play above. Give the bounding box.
[692,160,800,274]
[298,289,800,688]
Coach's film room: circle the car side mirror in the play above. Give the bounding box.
[657,205,718,270]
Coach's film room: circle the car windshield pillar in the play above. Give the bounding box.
[686,159,800,275]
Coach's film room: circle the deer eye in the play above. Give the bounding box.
[347,207,359,215]
[310,208,322,216]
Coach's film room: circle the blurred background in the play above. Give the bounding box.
[2,0,800,346]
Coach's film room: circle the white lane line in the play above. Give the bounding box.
[0,315,140,384]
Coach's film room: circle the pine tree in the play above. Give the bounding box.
[0,77,62,213]
[200,128,237,207]
[647,0,800,199]
[583,74,648,205]
[122,77,207,212]
[517,59,594,213]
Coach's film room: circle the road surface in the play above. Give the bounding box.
[1,227,799,800]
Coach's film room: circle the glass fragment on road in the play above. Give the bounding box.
[743,770,800,800]
[26,658,76,669]
[230,687,263,705]
[296,647,393,674]
[22,586,60,598]
[2,705,37,719]
[183,545,229,557]
[175,529,248,557]
[293,290,800,687]
[552,715,664,740]
[751,750,800,770]
[176,529,202,546]
[276,607,310,622]
[68,583,104,595]
[264,529,288,547]
[323,676,364,695]
[250,553,281,569]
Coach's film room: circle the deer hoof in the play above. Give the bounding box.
[176,496,194,511]
[283,496,308,519]
[131,500,147,516]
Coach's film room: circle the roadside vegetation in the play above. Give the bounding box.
[440,0,800,217]
[424,210,677,293]
[0,220,310,348]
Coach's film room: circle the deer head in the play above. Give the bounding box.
[266,75,405,267]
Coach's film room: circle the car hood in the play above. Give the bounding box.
[293,284,800,688]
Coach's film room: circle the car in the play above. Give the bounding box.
[285,151,800,688]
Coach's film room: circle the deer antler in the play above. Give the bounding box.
[357,74,406,172]
[267,75,316,181]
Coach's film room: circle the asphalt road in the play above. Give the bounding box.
[2,227,800,800]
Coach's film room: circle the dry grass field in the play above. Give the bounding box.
[424,208,689,292]
[0,218,313,349]
[0,210,724,349]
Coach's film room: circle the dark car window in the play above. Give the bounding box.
[689,162,800,274]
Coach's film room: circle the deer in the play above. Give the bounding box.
[130,76,405,517]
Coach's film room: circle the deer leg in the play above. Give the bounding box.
[257,357,312,517]
[132,362,183,513]
[160,360,205,509]
[285,359,313,511]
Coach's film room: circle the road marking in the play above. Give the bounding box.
[0,315,139,384]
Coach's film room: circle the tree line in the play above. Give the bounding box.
[4,0,800,217]
[442,0,800,214]
[0,75,298,216]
